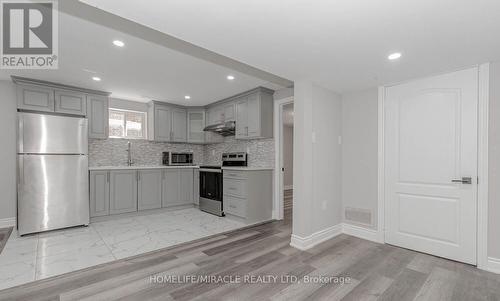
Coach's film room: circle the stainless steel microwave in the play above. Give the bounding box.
[163,152,193,165]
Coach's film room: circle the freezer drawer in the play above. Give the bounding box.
[18,155,89,235]
[18,113,88,154]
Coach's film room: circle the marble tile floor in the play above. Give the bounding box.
[0,208,246,290]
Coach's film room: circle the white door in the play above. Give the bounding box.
[385,68,478,264]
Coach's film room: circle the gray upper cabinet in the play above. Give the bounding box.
[235,98,248,139]
[187,110,206,144]
[246,93,260,137]
[149,103,172,142]
[149,102,188,143]
[89,170,110,217]
[207,106,224,125]
[172,108,187,142]
[17,84,55,112]
[109,170,138,215]
[55,89,87,116]
[224,102,235,121]
[138,170,162,210]
[87,94,109,139]
[235,89,274,139]
[13,78,110,119]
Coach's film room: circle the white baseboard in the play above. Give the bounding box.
[290,224,342,250]
[487,257,500,274]
[342,223,382,243]
[0,217,16,228]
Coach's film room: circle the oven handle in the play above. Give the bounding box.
[199,169,222,173]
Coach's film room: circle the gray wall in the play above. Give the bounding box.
[0,81,17,220]
[341,88,378,229]
[293,81,342,238]
[489,61,500,258]
[283,125,294,188]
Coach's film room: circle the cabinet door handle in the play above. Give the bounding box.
[137,172,140,181]
[107,172,110,183]
[245,126,248,136]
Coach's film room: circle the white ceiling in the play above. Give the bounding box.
[0,9,285,105]
[81,0,500,93]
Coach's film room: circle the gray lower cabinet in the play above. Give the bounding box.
[17,84,55,112]
[162,169,179,207]
[109,170,138,215]
[179,169,194,203]
[90,168,196,218]
[87,95,109,139]
[89,171,110,217]
[138,170,162,210]
[223,169,273,223]
[55,89,87,115]
[162,169,194,207]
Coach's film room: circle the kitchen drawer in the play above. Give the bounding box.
[224,195,246,218]
[223,178,247,198]
[223,170,247,179]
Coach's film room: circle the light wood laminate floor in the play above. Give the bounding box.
[0,213,499,301]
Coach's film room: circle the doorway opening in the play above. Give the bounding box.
[274,97,294,222]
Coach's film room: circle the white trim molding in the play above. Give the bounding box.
[342,223,382,243]
[273,96,294,221]
[290,224,342,250]
[0,217,16,228]
[477,63,490,270]
[487,257,500,274]
[377,86,386,244]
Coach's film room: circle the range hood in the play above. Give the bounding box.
[203,121,236,136]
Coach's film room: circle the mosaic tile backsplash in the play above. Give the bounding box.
[89,139,205,167]
[203,136,275,168]
[89,136,275,168]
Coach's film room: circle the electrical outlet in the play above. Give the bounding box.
[322,200,327,210]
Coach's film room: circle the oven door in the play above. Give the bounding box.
[200,169,222,201]
[199,169,223,216]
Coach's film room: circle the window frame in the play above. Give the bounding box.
[108,108,148,140]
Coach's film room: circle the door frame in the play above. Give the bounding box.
[377,63,490,269]
[273,96,294,220]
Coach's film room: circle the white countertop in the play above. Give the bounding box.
[222,167,274,171]
[89,165,200,171]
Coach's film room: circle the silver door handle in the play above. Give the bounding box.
[451,177,472,184]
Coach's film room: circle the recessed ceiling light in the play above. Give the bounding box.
[92,76,101,81]
[388,52,402,60]
[227,75,235,80]
[113,40,125,47]
[184,95,191,100]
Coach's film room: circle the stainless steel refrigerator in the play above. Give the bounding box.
[17,113,90,235]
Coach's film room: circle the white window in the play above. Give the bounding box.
[109,109,147,139]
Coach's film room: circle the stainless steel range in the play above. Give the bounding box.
[199,152,247,216]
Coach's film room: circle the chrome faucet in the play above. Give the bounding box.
[127,141,133,166]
